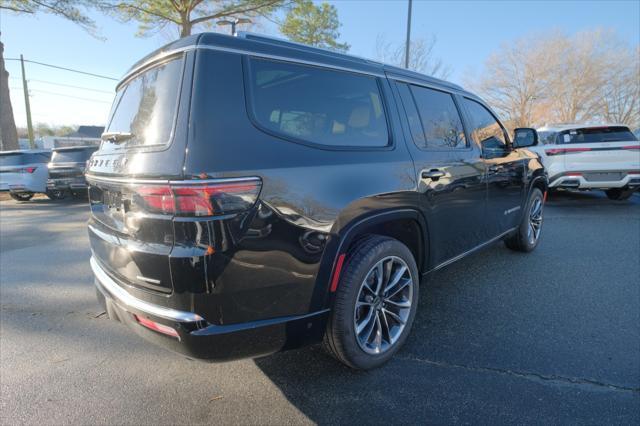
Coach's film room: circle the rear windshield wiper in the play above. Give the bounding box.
[101,131,134,144]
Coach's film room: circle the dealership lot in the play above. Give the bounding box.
[0,192,638,425]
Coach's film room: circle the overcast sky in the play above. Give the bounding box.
[2,0,639,128]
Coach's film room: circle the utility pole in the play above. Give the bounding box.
[20,55,34,148]
[404,0,413,69]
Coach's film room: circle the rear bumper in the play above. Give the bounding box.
[91,256,329,361]
[47,178,88,191]
[549,171,640,189]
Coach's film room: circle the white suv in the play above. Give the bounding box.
[532,124,640,200]
[0,150,52,201]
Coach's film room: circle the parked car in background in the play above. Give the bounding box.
[86,32,546,370]
[0,150,52,201]
[47,146,99,199]
[534,124,640,200]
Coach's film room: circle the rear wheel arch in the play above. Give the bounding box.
[317,209,429,311]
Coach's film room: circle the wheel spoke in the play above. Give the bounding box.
[356,307,375,335]
[384,298,411,309]
[380,309,391,343]
[383,308,405,325]
[384,265,407,294]
[386,278,411,300]
[373,314,383,352]
[373,262,384,295]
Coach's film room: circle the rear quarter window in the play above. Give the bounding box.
[103,56,184,150]
[246,58,389,148]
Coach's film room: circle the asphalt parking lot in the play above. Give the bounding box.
[1,191,638,425]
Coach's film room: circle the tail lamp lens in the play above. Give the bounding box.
[133,178,262,217]
[20,167,37,173]
[546,148,591,156]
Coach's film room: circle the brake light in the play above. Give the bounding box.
[133,178,262,217]
[133,314,179,338]
[546,147,591,156]
[20,167,37,173]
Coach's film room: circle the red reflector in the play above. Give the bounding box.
[622,145,640,150]
[543,191,548,203]
[330,254,346,292]
[565,172,583,176]
[134,314,179,338]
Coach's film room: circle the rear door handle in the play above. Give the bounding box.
[421,169,445,180]
[488,165,503,173]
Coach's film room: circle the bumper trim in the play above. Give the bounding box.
[90,256,204,323]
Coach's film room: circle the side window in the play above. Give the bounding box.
[396,83,466,150]
[247,58,389,148]
[462,98,508,157]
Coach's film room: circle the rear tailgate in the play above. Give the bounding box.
[554,127,640,173]
[86,51,193,294]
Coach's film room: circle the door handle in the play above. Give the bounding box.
[488,165,503,173]
[421,169,445,180]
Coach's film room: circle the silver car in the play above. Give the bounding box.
[0,150,52,201]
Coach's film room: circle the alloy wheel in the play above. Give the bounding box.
[354,256,413,355]
[527,197,543,245]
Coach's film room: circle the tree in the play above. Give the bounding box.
[469,30,639,130]
[375,34,450,79]
[280,0,349,52]
[101,0,284,38]
[0,1,96,151]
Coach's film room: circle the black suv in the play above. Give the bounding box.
[87,33,546,369]
[48,146,98,199]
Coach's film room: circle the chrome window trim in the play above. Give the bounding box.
[120,44,388,85]
[85,174,260,186]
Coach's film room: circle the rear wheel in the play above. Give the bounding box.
[46,189,66,200]
[9,192,34,201]
[605,188,633,201]
[324,235,419,370]
[505,188,544,252]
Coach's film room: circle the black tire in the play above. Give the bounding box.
[46,189,66,200]
[324,235,419,370]
[605,188,633,201]
[9,192,34,201]
[505,187,544,252]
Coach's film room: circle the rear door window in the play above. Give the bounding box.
[51,149,95,163]
[558,127,638,144]
[247,58,389,148]
[103,56,184,150]
[397,83,466,150]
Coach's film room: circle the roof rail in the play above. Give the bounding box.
[236,32,383,66]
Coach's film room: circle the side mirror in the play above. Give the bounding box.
[513,128,539,148]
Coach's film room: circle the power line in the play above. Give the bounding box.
[5,57,119,81]
[30,79,114,94]
[11,87,112,104]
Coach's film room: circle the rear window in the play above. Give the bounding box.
[0,152,50,166]
[104,56,184,149]
[51,148,96,163]
[558,127,638,144]
[247,58,389,148]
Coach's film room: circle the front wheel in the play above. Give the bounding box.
[9,192,34,201]
[505,187,544,252]
[324,235,419,370]
[46,189,66,200]
[605,188,633,201]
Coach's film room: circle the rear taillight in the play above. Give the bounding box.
[132,178,262,217]
[20,167,37,173]
[546,148,592,156]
